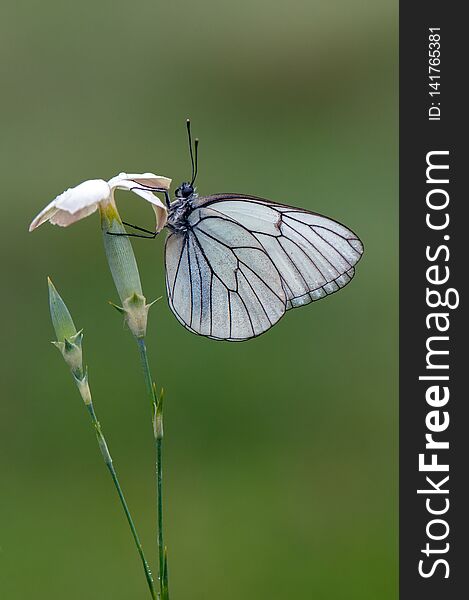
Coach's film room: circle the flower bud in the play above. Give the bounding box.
[48,277,90,401]
[48,277,77,342]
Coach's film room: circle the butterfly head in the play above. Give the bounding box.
[175,181,195,199]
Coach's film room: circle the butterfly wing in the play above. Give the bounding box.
[191,194,364,309]
[165,194,364,340]
[165,216,286,341]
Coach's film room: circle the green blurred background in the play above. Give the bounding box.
[1,0,397,598]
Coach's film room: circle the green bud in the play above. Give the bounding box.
[48,277,77,342]
[48,278,90,399]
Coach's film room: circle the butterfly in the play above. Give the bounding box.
[125,121,364,341]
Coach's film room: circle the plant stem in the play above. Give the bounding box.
[137,337,168,599]
[137,337,156,410]
[156,432,164,592]
[86,403,158,600]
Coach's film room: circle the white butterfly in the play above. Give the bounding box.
[162,185,363,341]
[29,123,364,341]
[127,121,362,342]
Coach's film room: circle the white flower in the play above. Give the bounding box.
[29,172,172,233]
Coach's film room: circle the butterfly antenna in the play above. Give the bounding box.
[191,138,199,186]
[186,118,195,183]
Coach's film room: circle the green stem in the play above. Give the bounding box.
[137,337,156,409]
[86,403,158,600]
[137,337,168,599]
[156,434,164,591]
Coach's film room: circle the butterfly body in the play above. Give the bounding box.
[165,182,195,232]
[167,199,191,232]
[164,183,364,342]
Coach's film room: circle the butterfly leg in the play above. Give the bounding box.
[122,221,158,236]
[106,189,170,238]
[161,190,171,209]
[139,187,171,209]
[107,222,159,239]
[106,231,158,239]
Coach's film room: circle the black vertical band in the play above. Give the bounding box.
[400,3,466,597]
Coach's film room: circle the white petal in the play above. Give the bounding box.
[29,199,60,231]
[54,179,111,213]
[29,178,110,231]
[49,203,99,227]
[109,172,172,192]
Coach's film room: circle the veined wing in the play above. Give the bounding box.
[164,217,286,341]
[190,194,364,309]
